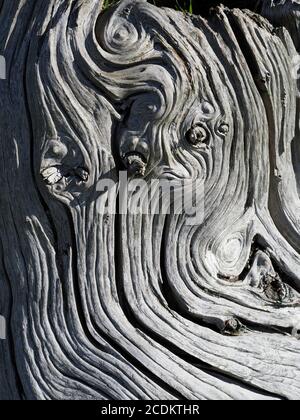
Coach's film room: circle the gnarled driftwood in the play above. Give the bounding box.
[0,0,300,400]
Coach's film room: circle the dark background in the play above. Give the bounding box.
[148,1,261,15]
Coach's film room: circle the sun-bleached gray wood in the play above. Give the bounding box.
[0,0,300,400]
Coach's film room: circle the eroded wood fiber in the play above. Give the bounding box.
[0,0,300,400]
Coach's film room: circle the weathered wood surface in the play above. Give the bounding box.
[0,0,300,400]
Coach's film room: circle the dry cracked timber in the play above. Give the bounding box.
[0,0,300,400]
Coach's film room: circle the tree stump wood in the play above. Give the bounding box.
[0,0,300,400]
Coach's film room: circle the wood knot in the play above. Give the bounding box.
[222,318,242,336]
[261,273,288,303]
[40,137,89,192]
[123,153,147,177]
[119,132,150,177]
[217,122,230,137]
[187,124,210,146]
[41,166,89,186]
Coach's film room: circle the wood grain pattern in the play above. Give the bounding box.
[0,0,299,400]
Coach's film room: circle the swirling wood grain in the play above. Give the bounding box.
[0,0,299,400]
